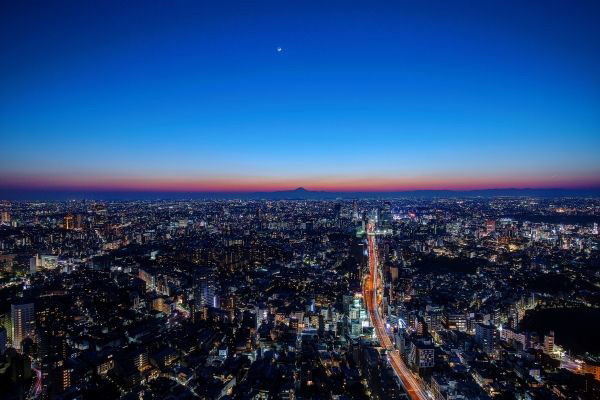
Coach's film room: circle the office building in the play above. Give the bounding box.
[11,302,35,351]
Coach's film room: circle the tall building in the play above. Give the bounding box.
[37,302,69,397]
[352,200,359,221]
[544,331,555,355]
[195,268,216,308]
[64,214,74,230]
[139,268,156,291]
[408,337,435,373]
[256,305,269,329]
[29,256,37,274]
[75,214,84,230]
[11,302,35,351]
[133,350,150,372]
[382,201,392,226]
[475,323,497,354]
[53,367,72,394]
[0,313,11,345]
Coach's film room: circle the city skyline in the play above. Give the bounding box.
[2,197,599,398]
[2,1,600,193]
[2,2,600,397]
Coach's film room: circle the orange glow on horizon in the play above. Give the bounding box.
[2,173,599,192]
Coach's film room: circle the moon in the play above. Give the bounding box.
[277,47,283,53]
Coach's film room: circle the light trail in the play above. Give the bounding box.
[364,221,429,400]
[27,364,42,399]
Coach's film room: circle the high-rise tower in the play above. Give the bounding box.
[11,302,35,350]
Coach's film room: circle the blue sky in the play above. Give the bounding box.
[1,0,599,190]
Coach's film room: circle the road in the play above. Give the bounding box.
[27,363,42,400]
[364,222,429,400]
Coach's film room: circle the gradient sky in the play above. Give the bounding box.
[1,0,599,191]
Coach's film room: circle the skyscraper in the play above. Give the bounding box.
[475,323,497,355]
[195,268,216,308]
[64,214,74,230]
[11,302,35,351]
[382,201,392,226]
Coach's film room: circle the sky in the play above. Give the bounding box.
[1,0,599,192]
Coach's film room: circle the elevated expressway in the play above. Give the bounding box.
[363,221,429,400]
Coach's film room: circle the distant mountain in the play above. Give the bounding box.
[243,187,600,200]
[1,186,599,200]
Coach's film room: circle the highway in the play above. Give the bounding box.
[364,221,429,400]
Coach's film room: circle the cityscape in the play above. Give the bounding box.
[1,196,599,399]
[2,1,600,399]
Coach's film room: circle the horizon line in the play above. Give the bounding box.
[2,185,600,194]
